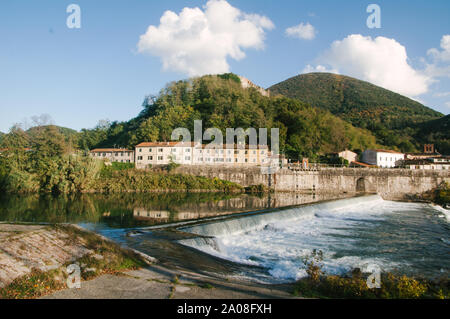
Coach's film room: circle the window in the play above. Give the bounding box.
[159,148,163,153]
[261,151,265,154]
[102,153,106,157]
[253,151,256,155]
[172,149,176,153]
[121,152,124,156]
[186,149,190,153]
[185,156,191,161]
[137,156,143,160]
[139,149,142,152]
[148,156,153,160]
[158,156,163,160]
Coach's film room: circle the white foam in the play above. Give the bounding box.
[180,197,446,282]
[430,204,450,221]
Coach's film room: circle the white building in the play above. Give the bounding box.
[135,142,198,169]
[361,149,405,168]
[403,157,450,170]
[337,150,358,163]
[90,148,134,163]
[134,142,271,169]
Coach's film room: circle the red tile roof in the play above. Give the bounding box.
[90,148,133,153]
[135,142,198,148]
[351,161,376,167]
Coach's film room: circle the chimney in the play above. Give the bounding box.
[424,144,434,154]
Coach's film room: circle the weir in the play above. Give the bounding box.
[179,195,383,239]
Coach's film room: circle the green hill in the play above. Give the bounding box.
[27,125,78,139]
[414,115,450,154]
[269,73,445,152]
[78,74,379,160]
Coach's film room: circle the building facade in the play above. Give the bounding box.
[337,150,358,163]
[135,142,198,169]
[402,157,450,170]
[90,148,134,163]
[134,142,271,169]
[361,149,405,168]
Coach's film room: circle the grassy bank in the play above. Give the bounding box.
[292,250,448,299]
[0,225,151,299]
[294,272,448,299]
[91,165,243,193]
[0,150,244,194]
[413,182,450,208]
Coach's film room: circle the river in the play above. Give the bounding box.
[0,192,448,283]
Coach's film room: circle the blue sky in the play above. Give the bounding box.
[1,0,449,133]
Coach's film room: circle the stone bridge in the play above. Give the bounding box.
[176,166,450,200]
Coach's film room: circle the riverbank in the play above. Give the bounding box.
[0,224,152,298]
[0,223,294,299]
[1,219,448,299]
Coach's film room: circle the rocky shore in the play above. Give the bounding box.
[0,223,294,299]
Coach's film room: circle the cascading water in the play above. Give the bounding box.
[179,195,450,283]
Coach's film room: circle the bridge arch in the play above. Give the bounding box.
[356,177,366,193]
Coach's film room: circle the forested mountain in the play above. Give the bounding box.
[414,115,450,154]
[4,73,447,159]
[269,73,446,152]
[76,74,379,160]
[27,125,78,141]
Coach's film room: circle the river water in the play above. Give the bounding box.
[0,192,448,283]
[180,196,450,282]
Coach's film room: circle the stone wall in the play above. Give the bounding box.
[176,166,450,200]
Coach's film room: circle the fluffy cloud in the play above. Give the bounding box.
[434,92,450,98]
[302,34,432,97]
[302,64,338,74]
[425,35,450,78]
[427,35,450,62]
[285,22,316,40]
[137,0,274,76]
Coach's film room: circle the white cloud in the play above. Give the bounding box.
[425,35,450,79]
[285,22,316,40]
[433,92,450,98]
[445,102,450,109]
[302,34,432,97]
[302,64,338,74]
[427,35,450,62]
[137,0,274,76]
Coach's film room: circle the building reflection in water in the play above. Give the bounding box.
[130,193,346,223]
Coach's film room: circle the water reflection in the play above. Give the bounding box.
[0,192,347,228]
